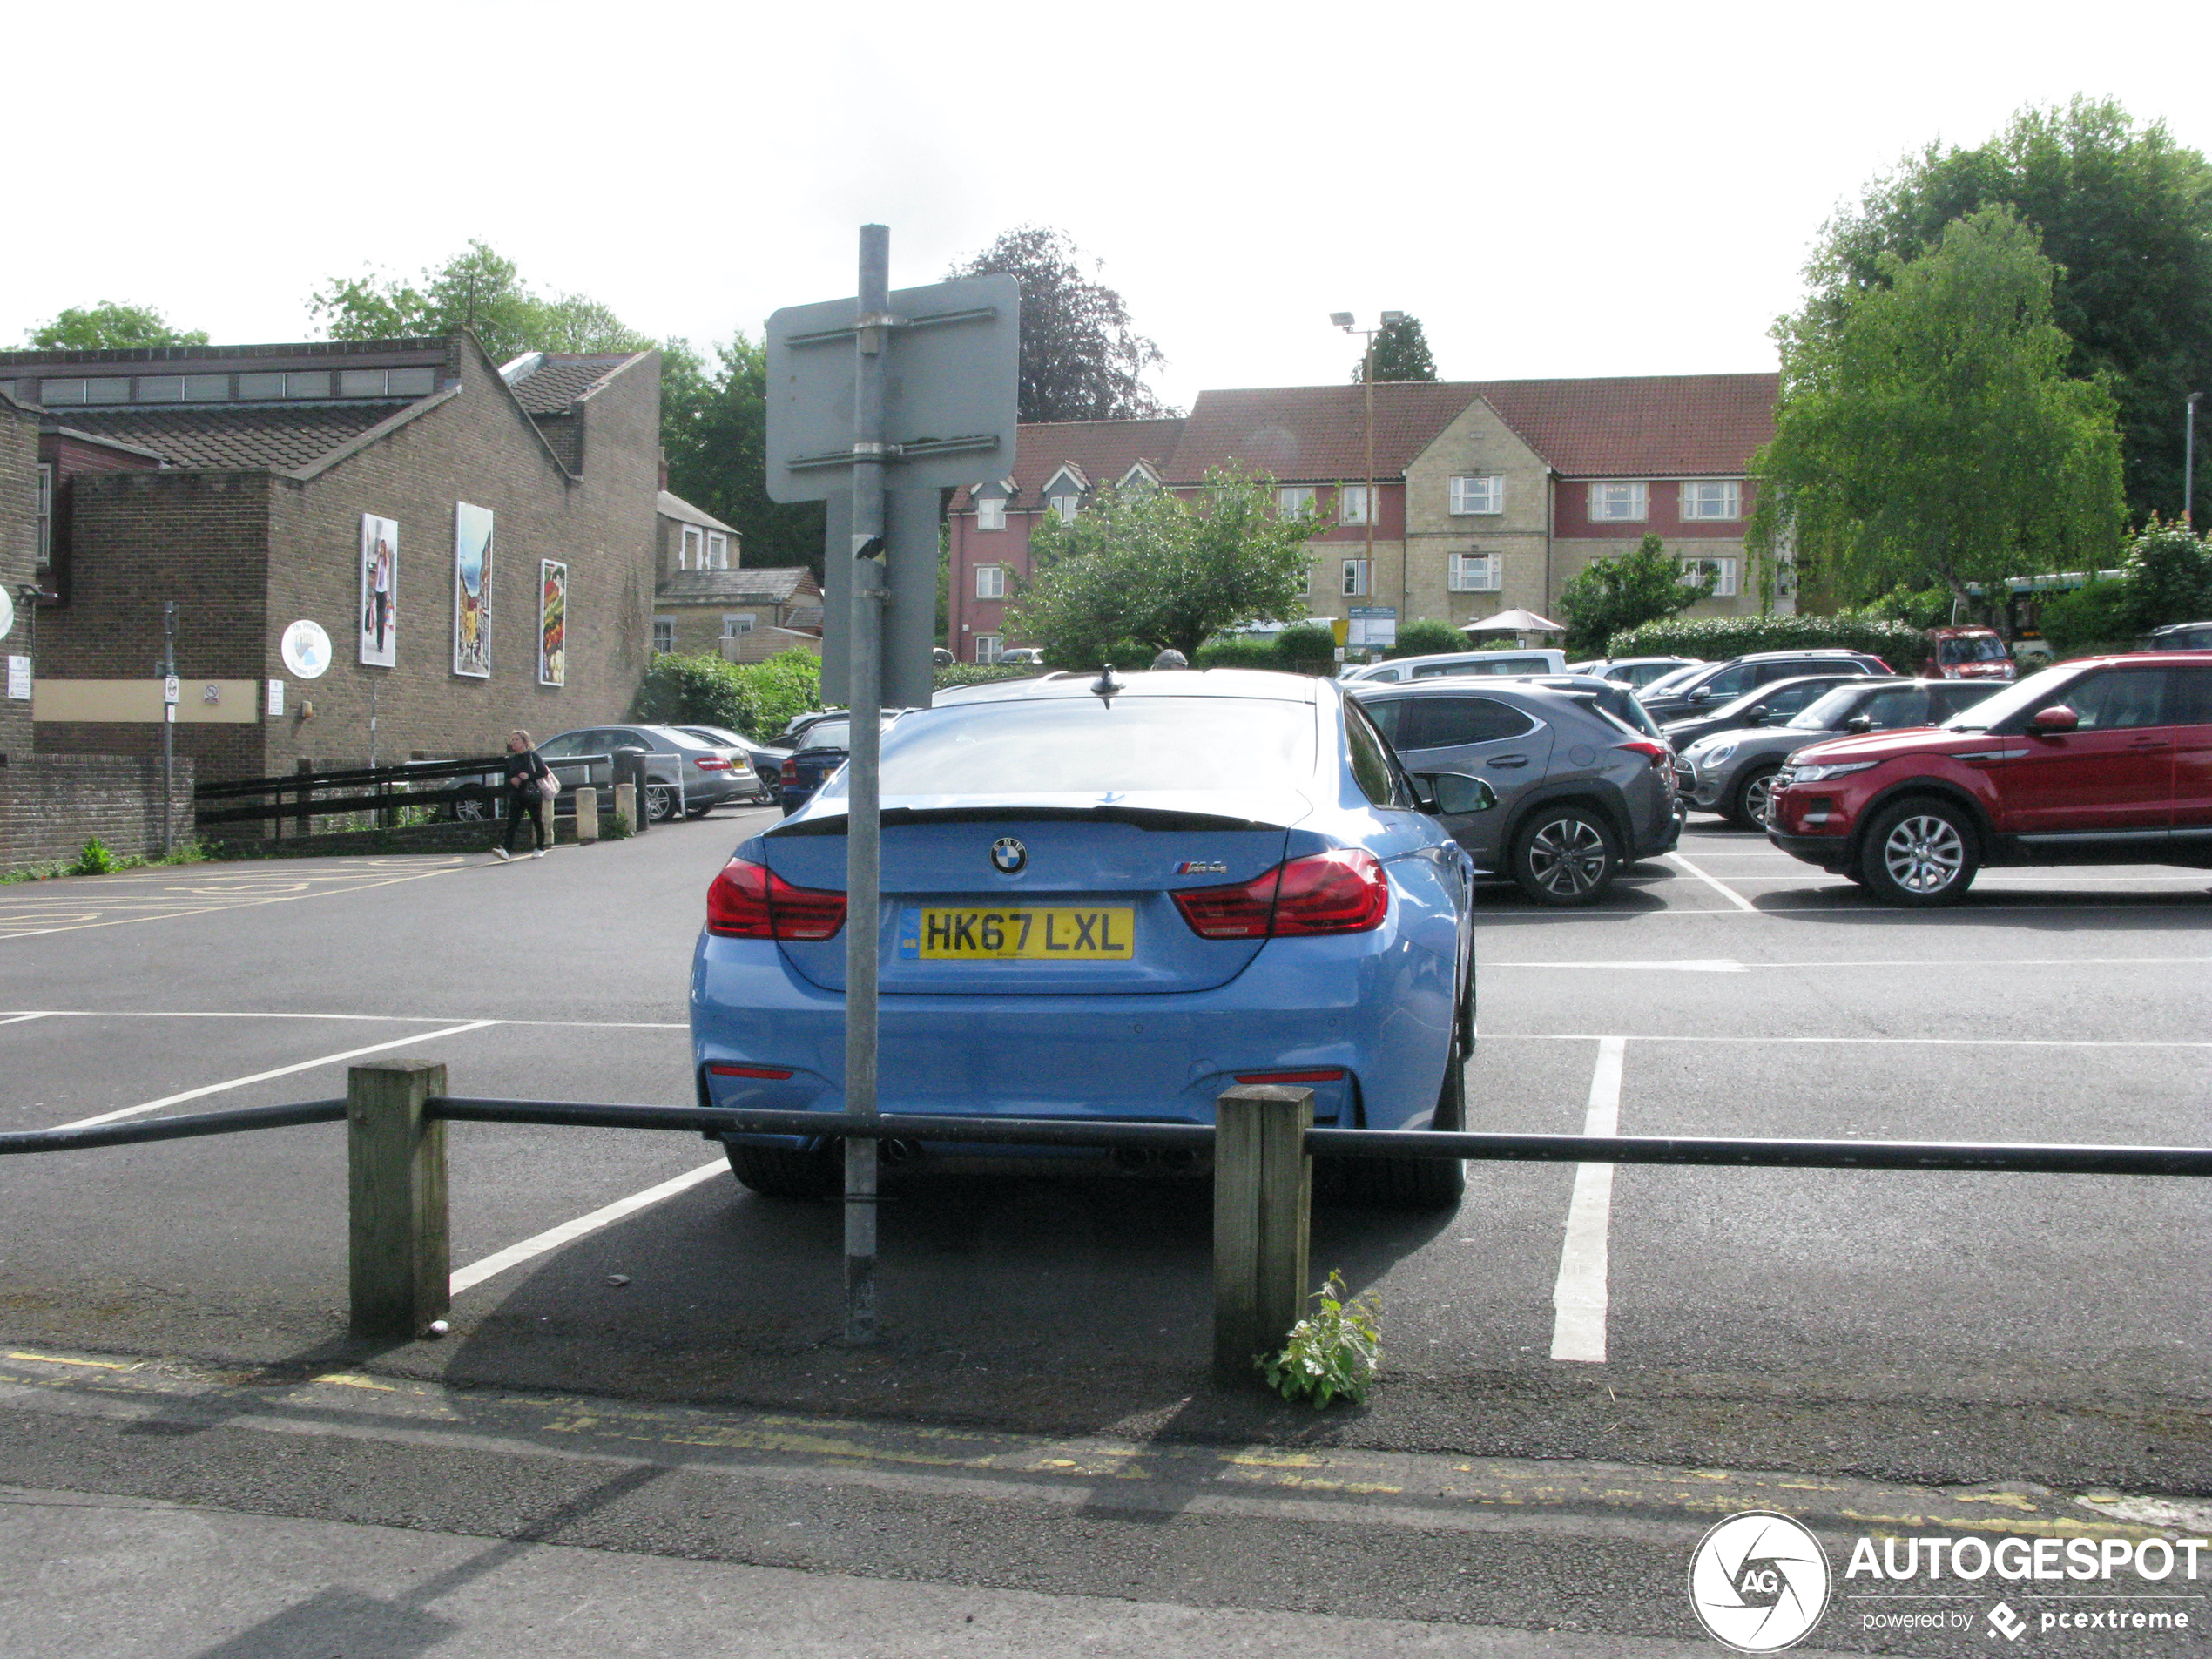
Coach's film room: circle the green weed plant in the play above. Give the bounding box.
[1259,1271,1382,1407]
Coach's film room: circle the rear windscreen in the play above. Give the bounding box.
[846,698,1317,796]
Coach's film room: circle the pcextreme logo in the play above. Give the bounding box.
[1688,1512,1831,1652]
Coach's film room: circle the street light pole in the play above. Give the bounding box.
[2187,392,2202,529]
[1332,311,1404,653]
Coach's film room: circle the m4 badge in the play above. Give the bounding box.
[1175,860,1228,875]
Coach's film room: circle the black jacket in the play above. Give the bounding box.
[506,749,551,794]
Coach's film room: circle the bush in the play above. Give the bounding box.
[2121,519,2212,635]
[631,649,822,738]
[2037,577,2135,658]
[934,663,1035,690]
[1608,612,1932,674]
[73,837,116,876]
[1273,622,1339,672]
[1258,1271,1382,1408]
[1385,617,1468,659]
[1193,637,1282,670]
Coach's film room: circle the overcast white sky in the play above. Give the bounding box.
[11,0,2208,409]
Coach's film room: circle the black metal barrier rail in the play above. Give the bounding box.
[12,1072,2212,1386]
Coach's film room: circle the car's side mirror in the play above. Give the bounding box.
[1412,772,1498,816]
[2030,705,2079,734]
[1743,707,1768,726]
[1844,715,1873,733]
[1687,688,1710,703]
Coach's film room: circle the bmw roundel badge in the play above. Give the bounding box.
[990,837,1028,873]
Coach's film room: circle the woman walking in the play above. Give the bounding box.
[495,729,554,861]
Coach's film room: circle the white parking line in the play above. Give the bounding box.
[451,1160,728,1295]
[48,1022,501,1131]
[1481,1033,2212,1048]
[1550,1035,1625,1365]
[0,1010,689,1030]
[0,1013,51,1028]
[1485,956,2212,972]
[1661,852,1758,911]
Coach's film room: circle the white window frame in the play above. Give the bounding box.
[36,462,52,570]
[1342,557,1371,597]
[975,634,1003,664]
[1278,485,1316,518]
[1679,480,1743,521]
[1448,552,1501,592]
[1048,493,1081,523]
[1339,484,1372,525]
[1681,557,1738,598]
[1588,482,1648,522]
[720,614,754,638]
[706,531,730,569]
[976,496,1007,531]
[1449,475,1503,516]
[975,564,1007,600]
[679,524,704,570]
[651,617,676,653]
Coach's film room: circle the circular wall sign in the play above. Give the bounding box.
[280,619,333,680]
[0,586,14,642]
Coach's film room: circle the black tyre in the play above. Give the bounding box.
[1316,1034,1467,1211]
[1858,797,1979,907]
[725,1139,840,1198]
[1509,806,1618,907]
[645,783,678,823]
[1728,763,1784,831]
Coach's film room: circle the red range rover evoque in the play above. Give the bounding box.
[1765,652,2212,905]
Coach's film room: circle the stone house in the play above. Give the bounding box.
[651,491,821,663]
[947,374,1781,658]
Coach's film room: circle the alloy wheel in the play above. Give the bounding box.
[1742,769,1778,824]
[1881,813,1965,894]
[1527,817,1610,898]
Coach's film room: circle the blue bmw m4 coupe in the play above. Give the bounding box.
[690,669,1487,1207]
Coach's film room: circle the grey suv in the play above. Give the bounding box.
[1353,680,1680,906]
[1639,650,1890,725]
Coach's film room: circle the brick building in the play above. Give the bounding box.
[5,333,661,784]
[948,374,1782,659]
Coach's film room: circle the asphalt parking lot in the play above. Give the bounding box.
[3,808,2211,1652]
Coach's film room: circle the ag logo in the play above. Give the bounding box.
[989,837,1027,873]
[1687,1511,1831,1652]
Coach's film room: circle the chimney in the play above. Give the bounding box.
[658,445,669,493]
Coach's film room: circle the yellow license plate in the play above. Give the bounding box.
[915,907,1134,961]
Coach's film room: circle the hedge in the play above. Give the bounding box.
[631,650,823,738]
[1607,613,1932,674]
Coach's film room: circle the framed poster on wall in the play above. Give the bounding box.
[359,514,398,667]
[539,560,567,686]
[453,502,494,677]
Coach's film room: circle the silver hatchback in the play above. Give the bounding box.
[1352,680,1681,906]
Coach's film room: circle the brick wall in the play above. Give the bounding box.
[0,752,194,871]
[0,397,37,764]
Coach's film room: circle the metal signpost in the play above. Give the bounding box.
[765,229,1018,1342]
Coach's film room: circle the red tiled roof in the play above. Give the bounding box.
[1164,382,1481,483]
[951,374,1780,509]
[949,417,1184,509]
[1475,374,1779,477]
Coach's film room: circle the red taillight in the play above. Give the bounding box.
[1234,1067,1348,1084]
[694,756,732,771]
[780,758,798,785]
[708,1062,795,1080]
[705,857,847,941]
[1172,849,1388,940]
[1615,739,1669,764]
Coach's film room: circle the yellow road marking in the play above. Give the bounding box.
[6,1352,138,1371]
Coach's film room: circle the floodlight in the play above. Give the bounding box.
[1329,312,1354,330]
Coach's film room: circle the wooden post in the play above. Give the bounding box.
[347,1060,449,1340]
[612,780,636,833]
[574,785,599,842]
[536,792,556,848]
[1213,1083,1312,1385]
[293,758,313,839]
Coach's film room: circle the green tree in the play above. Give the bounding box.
[1354,314,1438,382]
[946,226,1170,422]
[1008,469,1317,664]
[26,301,207,349]
[1809,98,2212,522]
[1749,206,2126,611]
[660,331,826,577]
[309,240,650,362]
[2035,577,2135,658]
[1556,533,1710,657]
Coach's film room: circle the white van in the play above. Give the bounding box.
[1339,648,1568,685]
